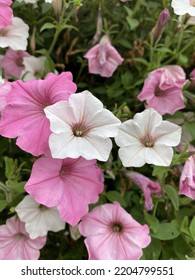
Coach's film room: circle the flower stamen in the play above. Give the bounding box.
[112,222,123,233]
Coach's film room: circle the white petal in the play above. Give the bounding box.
[118,144,146,167]
[44,101,75,133]
[133,108,162,136]
[115,120,143,147]
[145,145,173,166]
[155,121,182,146]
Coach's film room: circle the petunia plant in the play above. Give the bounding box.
[0,0,194,260]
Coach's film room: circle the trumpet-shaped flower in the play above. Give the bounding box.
[79,202,151,260]
[171,0,195,16]
[0,0,13,29]
[0,72,77,156]
[0,216,46,260]
[115,108,182,167]
[124,171,162,210]
[25,156,104,226]
[44,90,121,161]
[15,195,66,239]
[138,65,186,115]
[179,147,195,199]
[84,35,124,78]
[1,48,30,79]
[0,17,29,51]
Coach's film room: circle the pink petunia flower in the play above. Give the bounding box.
[124,171,162,210]
[44,90,121,161]
[0,79,12,113]
[0,0,13,29]
[1,48,30,80]
[179,147,195,200]
[0,72,77,156]
[0,215,46,260]
[0,17,29,51]
[138,65,187,115]
[79,202,151,260]
[25,156,104,226]
[115,108,181,167]
[15,195,65,239]
[84,35,124,78]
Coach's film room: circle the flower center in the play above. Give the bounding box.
[39,204,48,211]
[72,123,88,137]
[111,222,123,233]
[154,87,164,96]
[140,134,155,148]
[190,0,195,7]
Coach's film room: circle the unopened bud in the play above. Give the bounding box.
[52,0,63,19]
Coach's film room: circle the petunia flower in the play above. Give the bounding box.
[124,171,162,210]
[21,55,46,81]
[0,0,13,29]
[0,79,12,113]
[44,90,121,161]
[0,215,46,260]
[84,35,124,78]
[1,48,30,80]
[0,72,77,156]
[15,195,66,239]
[138,65,186,115]
[0,17,29,51]
[24,156,104,226]
[179,147,195,199]
[115,108,182,167]
[171,0,195,16]
[79,202,151,260]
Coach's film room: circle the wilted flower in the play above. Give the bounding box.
[25,156,104,226]
[0,17,29,50]
[179,147,195,200]
[151,9,170,43]
[124,171,162,210]
[171,0,195,16]
[115,108,182,167]
[15,195,66,239]
[79,202,151,260]
[44,90,121,161]
[84,35,124,78]
[138,65,186,115]
[1,48,30,79]
[0,216,46,260]
[0,72,77,156]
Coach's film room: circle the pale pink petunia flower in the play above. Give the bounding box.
[138,65,187,115]
[171,0,195,16]
[44,90,121,161]
[0,215,46,260]
[84,35,124,78]
[79,202,151,260]
[0,17,29,50]
[25,156,104,226]
[21,55,46,81]
[179,147,195,200]
[0,0,13,29]
[1,48,30,79]
[15,195,66,239]
[124,171,162,210]
[0,72,77,156]
[115,108,182,167]
[0,78,12,113]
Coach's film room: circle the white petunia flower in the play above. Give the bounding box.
[44,90,121,161]
[171,0,195,16]
[115,108,182,167]
[0,17,29,50]
[21,56,46,81]
[15,195,65,239]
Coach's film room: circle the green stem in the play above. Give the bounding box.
[0,182,12,203]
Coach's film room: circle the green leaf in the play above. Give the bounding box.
[13,182,26,194]
[106,191,127,207]
[152,165,169,183]
[189,217,195,240]
[141,238,161,260]
[40,22,56,33]
[0,200,8,212]
[163,184,179,211]
[151,221,180,240]
[144,211,159,233]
